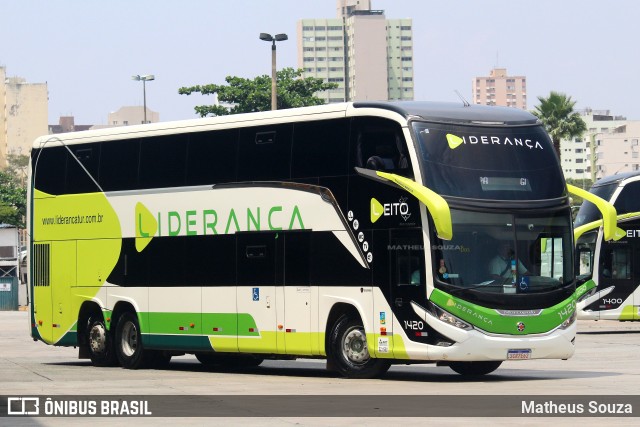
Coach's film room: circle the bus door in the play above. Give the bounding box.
[31,240,76,345]
[388,229,428,354]
[50,241,77,343]
[236,231,283,354]
[282,231,313,355]
[595,236,636,319]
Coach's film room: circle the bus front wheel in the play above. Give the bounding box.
[115,312,147,369]
[448,361,502,376]
[86,315,117,367]
[329,314,390,379]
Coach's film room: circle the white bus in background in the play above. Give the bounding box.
[575,171,640,321]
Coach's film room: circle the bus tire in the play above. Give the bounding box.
[115,311,147,369]
[329,314,390,379]
[195,353,263,369]
[232,355,264,368]
[86,315,118,367]
[448,361,502,376]
[147,351,172,369]
[195,352,219,366]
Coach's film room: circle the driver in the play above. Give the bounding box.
[488,241,528,279]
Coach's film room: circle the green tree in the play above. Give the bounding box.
[532,91,587,157]
[6,153,29,186]
[178,68,338,117]
[0,169,26,227]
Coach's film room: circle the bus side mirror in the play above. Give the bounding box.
[355,167,453,240]
[567,184,625,241]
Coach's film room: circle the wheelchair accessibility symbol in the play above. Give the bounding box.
[252,287,259,301]
[518,276,529,291]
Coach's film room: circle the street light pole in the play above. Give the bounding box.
[132,74,155,124]
[259,33,288,110]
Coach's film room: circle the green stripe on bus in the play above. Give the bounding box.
[143,334,212,351]
[620,306,640,321]
[55,331,78,347]
[146,312,258,336]
[430,289,576,335]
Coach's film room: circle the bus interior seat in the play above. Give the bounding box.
[366,155,395,171]
[358,131,400,171]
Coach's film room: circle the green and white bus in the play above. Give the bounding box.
[29,101,593,377]
[575,171,640,321]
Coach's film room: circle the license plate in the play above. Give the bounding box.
[507,349,532,360]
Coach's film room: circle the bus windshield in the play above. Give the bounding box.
[412,122,565,200]
[576,230,597,284]
[432,209,573,299]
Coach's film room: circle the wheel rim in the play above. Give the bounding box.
[89,323,106,354]
[121,321,138,357]
[342,326,370,365]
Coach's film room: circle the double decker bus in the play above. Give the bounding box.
[575,171,640,321]
[29,101,588,377]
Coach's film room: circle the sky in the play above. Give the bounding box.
[2,0,639,125]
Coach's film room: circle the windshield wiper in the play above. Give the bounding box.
[448,279,504,294]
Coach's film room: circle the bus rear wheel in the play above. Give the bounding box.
[146,351,172,369]
[115,312,148,369]
[448,361,502,376]
[86,315,117,367]
[329,314,390,379]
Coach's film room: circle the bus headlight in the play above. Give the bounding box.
[560,309,577,329]
[430,303,472,330]
[576,288,596,304]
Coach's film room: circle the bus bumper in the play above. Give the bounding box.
[418,315,576,361]
[576,309,600,320]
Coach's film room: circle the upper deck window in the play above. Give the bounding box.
[413,122,565,201]
[574,183,618,227]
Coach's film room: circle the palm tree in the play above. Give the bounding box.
[532,91,587,157]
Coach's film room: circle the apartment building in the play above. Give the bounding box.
[297,0,413,102]
[560,109,628,181]
[0,66,48,165]
[107,106,159,127]
[472,67,527,110]
[593,121,640,180]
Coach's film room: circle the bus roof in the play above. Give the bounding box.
[33,101,540,149]
[593,171,640,187]
[354,101,539,126]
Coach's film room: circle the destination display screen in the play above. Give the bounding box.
[479,176,531,192]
